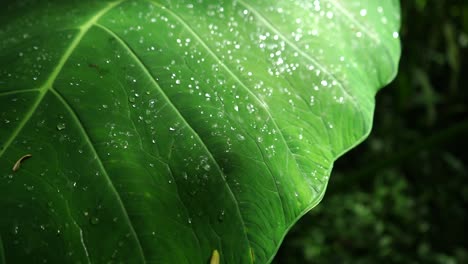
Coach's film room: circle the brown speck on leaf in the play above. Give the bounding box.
[12,154,32,172]
[88,63,99,69]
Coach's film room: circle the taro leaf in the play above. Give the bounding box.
[0,0,401,263]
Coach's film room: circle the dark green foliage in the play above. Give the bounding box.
[274,0,468,263]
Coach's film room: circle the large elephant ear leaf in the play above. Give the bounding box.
[0,0,400,263]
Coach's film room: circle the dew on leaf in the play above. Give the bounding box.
[218,210,225,222]
[12,225,19,235]
[360,9,368,16]
[56,123,66,130]
[90,217,99,225]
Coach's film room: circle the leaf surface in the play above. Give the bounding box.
[0,0,400,263]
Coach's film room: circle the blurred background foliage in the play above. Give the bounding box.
[274,0,468,263]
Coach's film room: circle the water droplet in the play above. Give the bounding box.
[128,96,136,103]
[90,217,99,225]
[203,163,211,171]
[218,210,225,222]
[12,225,19,235]
[56,123,66,130]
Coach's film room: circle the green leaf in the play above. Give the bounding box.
[0,0,401,263]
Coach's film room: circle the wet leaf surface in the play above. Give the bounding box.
[0,0,400,263]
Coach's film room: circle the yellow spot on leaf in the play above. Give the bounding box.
[210,249,220,264]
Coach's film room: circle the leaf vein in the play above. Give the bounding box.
[50,88,147,263]
[148,0,294,237]
[238,0,359,109]
[239,0,370,157]
[328,0,381,43]
[95,22,252,260]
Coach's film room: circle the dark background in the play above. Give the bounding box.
[274,0,468,263]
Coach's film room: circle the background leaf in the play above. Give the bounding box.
[0,0,400,263]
